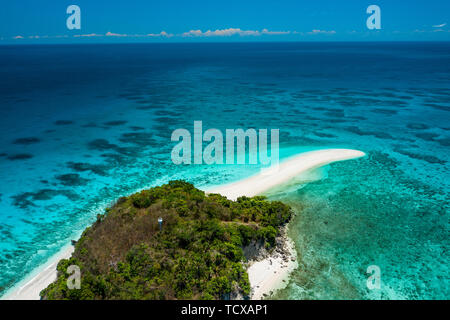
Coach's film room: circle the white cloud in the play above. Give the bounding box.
[261,28,290,35]
[4,27,295,41]
[432,23,446,28]
[74,33,103,38]
[105,31,127,37]
[147,31,173,37]
[307,29,336,35]
[181,28,290,37]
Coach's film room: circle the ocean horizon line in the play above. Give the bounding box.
[2,40,450,46]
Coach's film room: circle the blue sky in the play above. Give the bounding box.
[1,0,449,43]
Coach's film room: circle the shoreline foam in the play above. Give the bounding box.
[2,148,365,300]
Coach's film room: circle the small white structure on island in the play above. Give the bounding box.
[158,217,163,231]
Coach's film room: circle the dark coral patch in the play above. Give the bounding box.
[154,110,178,117]
[55,173,90,186]
[407,123,430,130]
[86,138,140,156]
[395,149,446,165]
[103,120,128,126]
[136,105,160,110]
[345,126,394,139]
[436,138,450,147]
[415,133,439,141]
[87,139,119,151]
[424,103,450,112]
[100,153,128,164]
[54,120,74,125]
[313,131,337,138]
[154,116,180,125]
[81,122,98,128]
[349,116,367,121]
[371,108,398,115]
[129,126,145,131]
[119,132,156,146]
[12,137,41,145]
[66,162,110,176]
[7,154,33,161]
[11,189,79,209]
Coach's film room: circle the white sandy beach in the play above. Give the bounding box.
[3,148,365,300]
[246,225,298,299]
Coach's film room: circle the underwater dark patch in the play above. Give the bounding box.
[424,103,450,112]
[154,116,180,125]
[129,126,145,131]
[395,149,447,165]
[117,93,143,99]
[349,116,367,121]
[344,126,394,140]
[54,120,74,126]
[415,133,439,141]
[407,123,430,130]
[152,124,173,135]
[81,122,98,128]
[154,110,178,117]
[100,153,129,164]
[119,132,156,146]
[55,173,90,186]
[87,139,119,151]
[371,108,398,115]
[436,138,450,147]
[12,137,41,145]
[324,111,345,118]
[11,189,80,209]
[66,161,110,176]
[87,138,140,156]
[7,154,33,161]
[103,120,128,126]
[313,132,337,138]
[136,105,160,110]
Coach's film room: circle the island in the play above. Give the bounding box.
[40,180,292,300]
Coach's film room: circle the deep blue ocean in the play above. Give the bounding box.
[0,42,448,299]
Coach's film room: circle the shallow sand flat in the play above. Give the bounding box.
[208,148,366,200]
[3,148,365,300]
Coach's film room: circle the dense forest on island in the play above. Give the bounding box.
[40,180,292,300]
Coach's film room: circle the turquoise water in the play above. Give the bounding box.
[0,43,448,298]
